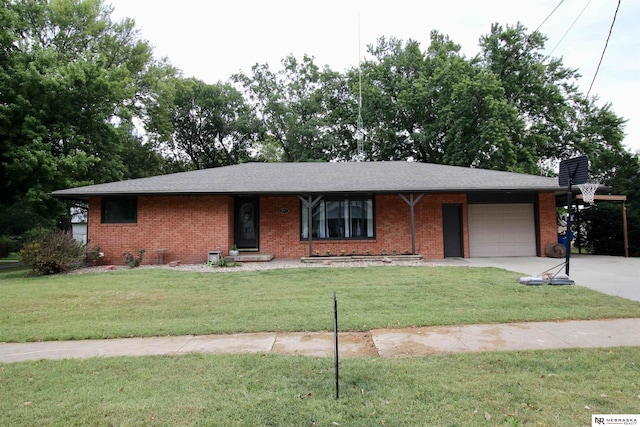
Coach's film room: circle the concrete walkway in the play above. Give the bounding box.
[2,255,638,363]
[464,255,640,302]
[2,318,640,363]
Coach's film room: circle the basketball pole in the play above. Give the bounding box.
[559,155,589,277]
[565,182,573,276]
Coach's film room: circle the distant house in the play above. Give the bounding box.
[51,161,561,265]
[70,206,88,244]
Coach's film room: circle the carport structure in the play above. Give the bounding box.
[575,194,630,258]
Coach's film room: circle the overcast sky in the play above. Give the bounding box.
[109,0,640,154]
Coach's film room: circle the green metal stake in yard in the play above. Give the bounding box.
[333,291,339,400]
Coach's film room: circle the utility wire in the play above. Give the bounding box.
[586,0,621,98]
[546,0,592,58]
[510,0,591,103]
[532,0,566,34]
[509,0,568,102]
[356,14,364,160]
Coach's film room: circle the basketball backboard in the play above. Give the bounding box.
[559,155,589,187]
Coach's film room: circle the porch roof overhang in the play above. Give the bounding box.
[51,161,563,200]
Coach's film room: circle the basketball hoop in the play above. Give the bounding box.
[578,181,599,204]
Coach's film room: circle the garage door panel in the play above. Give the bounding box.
[469,204,536,257]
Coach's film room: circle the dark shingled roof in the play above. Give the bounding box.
[50,161,562,199]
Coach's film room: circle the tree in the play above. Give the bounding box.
[355,34,523,170]
[478,23,589,172]
[146,77,260,169]
[580,149,639,256]
[234,54,345,162]
[0,0,162,235]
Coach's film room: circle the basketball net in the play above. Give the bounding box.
[577,182,599,204]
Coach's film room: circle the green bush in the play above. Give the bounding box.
[123,249,145,268]
[581,203,639,256]
[19,229,86,275]
[0,236,13,258]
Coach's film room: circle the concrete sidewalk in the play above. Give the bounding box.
[2,318,640,363]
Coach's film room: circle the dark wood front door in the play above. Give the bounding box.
[443,204,463,258]
[234,197,259,250]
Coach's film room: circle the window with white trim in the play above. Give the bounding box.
[301,197,374,239]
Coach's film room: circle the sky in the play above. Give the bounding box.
[108,0,640,153]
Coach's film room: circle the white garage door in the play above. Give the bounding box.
[468,204,536,257]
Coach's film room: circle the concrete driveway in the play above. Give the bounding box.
[463,255,640,302]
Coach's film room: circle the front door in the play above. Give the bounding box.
[443,204,463,258]
[234,196,259,250]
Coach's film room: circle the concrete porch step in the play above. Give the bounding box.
[227,254,274,262]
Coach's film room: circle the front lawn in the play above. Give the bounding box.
[2,265,639,342]
[1,347,638,426]
[0,253,19,261]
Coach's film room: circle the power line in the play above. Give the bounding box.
[586,0,621,98]
[510,0,591,103]
[532,0,566,34]
[356,14,364,160]
[546,0,592,58]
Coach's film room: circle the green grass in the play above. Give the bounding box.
[0,252,19,262]
[2,265,639,426]
[1,347,638,426]
[1,266,639,343]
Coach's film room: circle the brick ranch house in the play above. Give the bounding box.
[51,161,562,265]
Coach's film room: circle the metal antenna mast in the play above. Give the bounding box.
[356,14,364,160]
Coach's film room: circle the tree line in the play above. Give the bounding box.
[1,0,637,254]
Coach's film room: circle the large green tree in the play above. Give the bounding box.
[0,0,162,234]
[354,34,524,170]
[146,77,260,169]
[477,23,625,172]
[478,23,635,255]
[234,54,346,162]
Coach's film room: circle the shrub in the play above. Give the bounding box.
[123,249,145,268]
[581,203,639,256]
[207,257,237,268]
[89,246,104,266]
[0,236,13,258]
[19,229,86,275]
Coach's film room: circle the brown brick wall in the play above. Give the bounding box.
[260,196,306,258]
[538,192,558,257]
[88,192,557,264]
[413,193,469,258]
[260,193,469,258]
[88,195,233,265]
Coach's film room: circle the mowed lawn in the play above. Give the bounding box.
[1,264,640,426]
[1,348,639,426]
[1,264,639,342]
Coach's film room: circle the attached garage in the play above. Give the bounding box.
[468,204,537,257]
